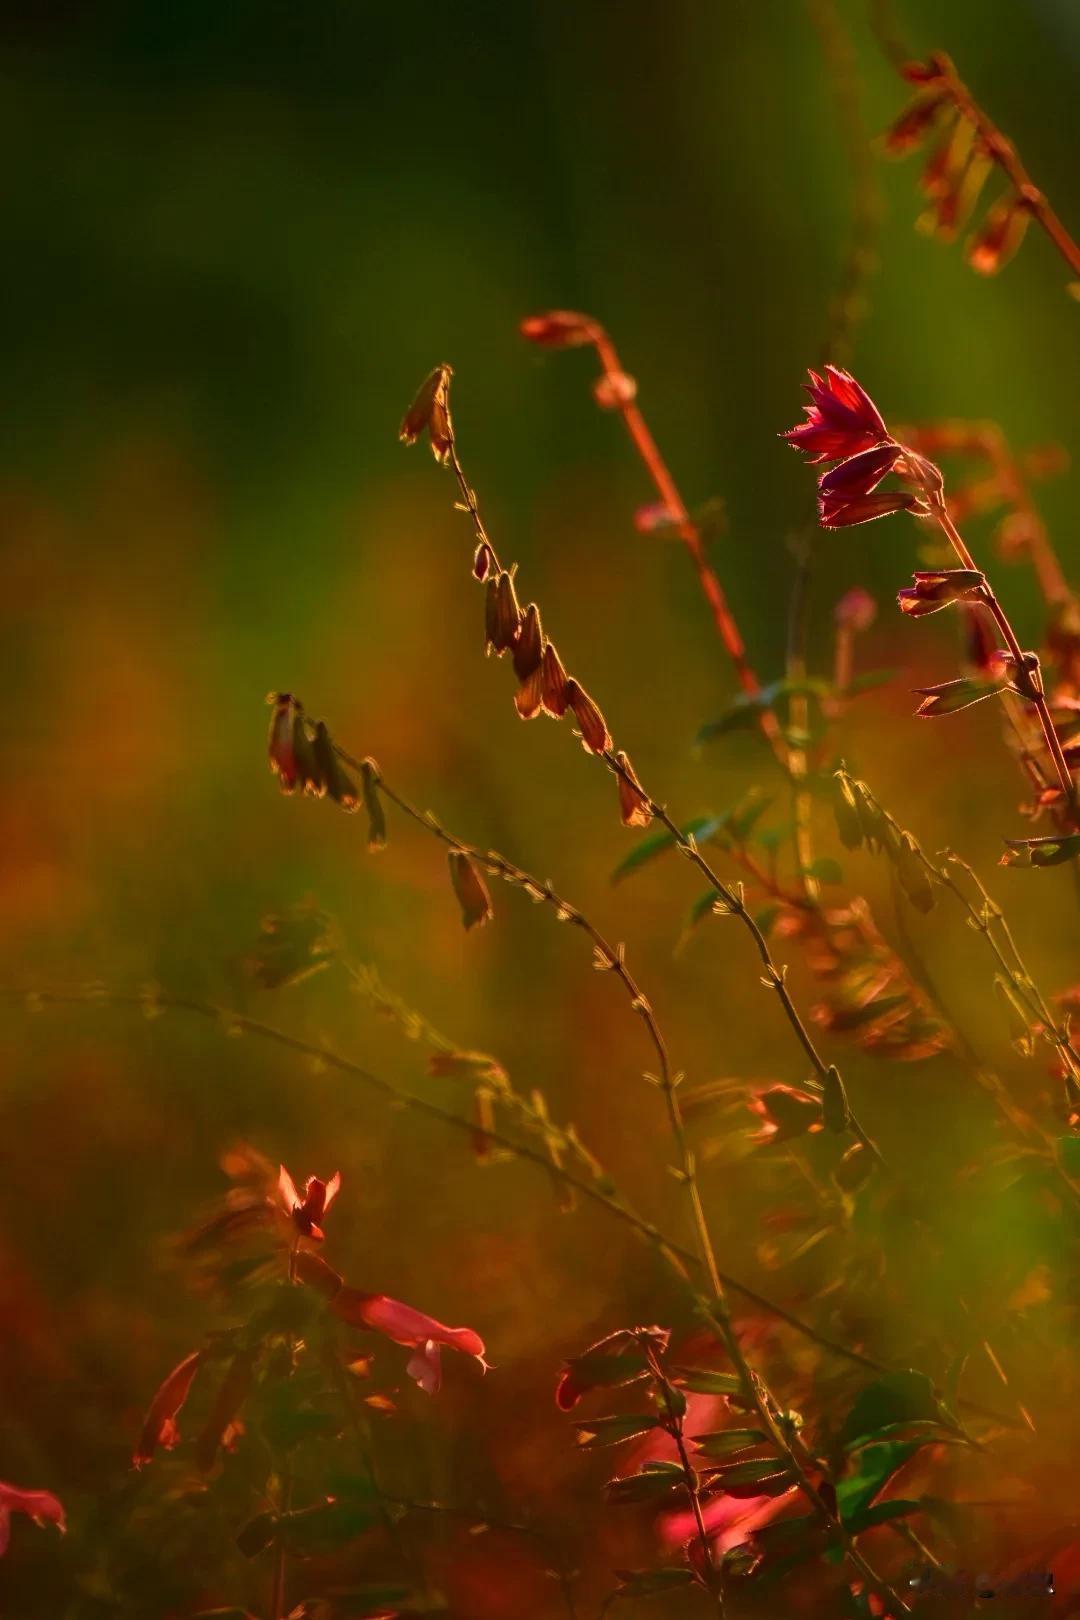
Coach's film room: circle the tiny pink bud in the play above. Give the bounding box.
[519,310,596,348]
[592,371,637,410]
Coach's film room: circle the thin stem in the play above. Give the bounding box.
[577,323,786,762]
[928,496,1077,819]
[433,401,905,1612]
[8,984,935,1386]
[444,428,886,1172]
[643,1339,723,1613]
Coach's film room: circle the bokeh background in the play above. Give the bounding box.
[1,0,1078,1613]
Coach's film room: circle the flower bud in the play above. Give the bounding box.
[448,851,494,930]
[593,371,637,410]
[399,364,453,464]
[967,193,1031,276]
[566,679,612,755]
[486,571,522,656]
[311,722,360,810]
[615,751,652,828]
[513,603,544,680]
[519,310,595,348]
[541,642,571,717]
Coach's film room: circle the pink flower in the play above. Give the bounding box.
[278,1164,341,1242]
[0,1481,66,1557]
[133,1349,205,1467]
[332,1287,487,1394]
[519,310,596,348]
[781,366,889,464]
[834,587,877,632]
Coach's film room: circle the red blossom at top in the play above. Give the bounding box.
[278,1164,341,1241]
[781,366,889,465]
[0,1481,66,1557]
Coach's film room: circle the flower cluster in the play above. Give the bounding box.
[782,367,934,529]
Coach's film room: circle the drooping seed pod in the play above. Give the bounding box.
[566,679,612,755]
[967,192,1032,276]
[882,92,948,156]
[822,1066,850,1134]
[310,722,360,810]
[833,772,864,851]
[360,759,387,850]
[513,603,544,680]
[615,751,652,828]
[895,832,937,913]
[267,692,302,792]
[473,542,495,580]
[448,851,494,931]
[897,568,987,617]
[398,363,453,464]
[540,642,572,717]
[486,571,522,656]
[515,666,544,720]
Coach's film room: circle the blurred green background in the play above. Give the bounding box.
[1,0,1078,1613]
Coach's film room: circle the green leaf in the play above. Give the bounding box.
[576,1413,661,1448]
[698,679,832,743]
[1000,833,1080,868]
[614,1567,698,1598]
[691,1428,768,1458]
[671,1368,743,1395]
[611,816,723,884]
[840,1371,948,1451]
[708,1458,794,1488]
[841,667,900,698]
[844,1498,921,1536]
[605,1462,686,1504]
[804,857,843,884]
[837,1441,921,1524]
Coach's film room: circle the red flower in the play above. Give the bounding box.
[278,1164,341,1241]
[820,489,928,530]
[782,366,889,464]
[0,1481,66,1557]
[332,1288,487,1393]
[834,587,877,632]
[133,1349,205,1467]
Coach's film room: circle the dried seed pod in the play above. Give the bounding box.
[541,642,571,717]
[513,603,544,680]
[566,679,612,755]
[267,693,303,793]
[615,751,652,828]
[473,542,495,580]
[310,722,360,810]
[360,759,386,850]
[515,665,544,720]
[398,363,453,464]
[895,833,937,913]
[821,1066,850,1134]
[448,851,494,931]
[882,92,948,156]
[487,571,522,656]
[967,192,1032,276]
[833,773,864,851]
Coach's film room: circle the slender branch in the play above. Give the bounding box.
[928,496,1077,818]
[431,400,906,1613]
[643,1338,723,1612]
[7,984,922,1384]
